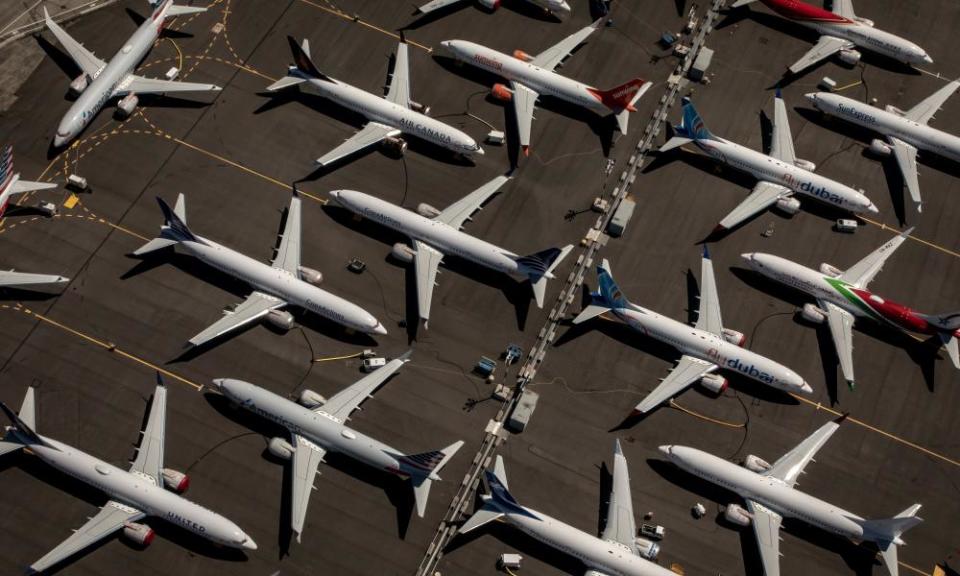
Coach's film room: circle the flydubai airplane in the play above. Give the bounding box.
[660,92,877,233]
[743,227,959,389]
[730,0,932,75]
[416,0,571,20]
[267,37,482,167]
[0,145,57,218]
[572,249,810,416]
[441,19,650,154]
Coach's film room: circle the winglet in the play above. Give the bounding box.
[291,183,300,198]
[155,371,165,388]
[834,412,849,424]
[702,244,711,260]
[775,86,783,100]
[397,349,413,362]
[613,437,623,456]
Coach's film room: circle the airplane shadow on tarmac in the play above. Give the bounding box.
[402,0,561,31]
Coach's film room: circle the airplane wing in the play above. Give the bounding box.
[435,175,510,229]
[129,381,166,484]
[510,82,539,151]
[745,499,784,576]
[787,36,853,75]
[821,300,856,387]
[717,181,791,230]
[764,416,842,488]
[290,434,327,541]
[634,355,718,414]
[839,227,912,288]
[0,270,69,289]
[29,500,145,574]
[413,240,444,324]
[9,179,57,195]
[272,193,301,275]
[113,75,221,97]
[43,7,106,78]
[415,0,466,14]
[887,137,921,209]
[316,122,401,167]
[903,80,960,125]
[385,43,411,108]
[599,439,638,554]
[830,0,856,19]
[531,19,601,71]
[769,92,796,164]
[694,247,723,336]
[188,291,286,347]
[321,352,411,421]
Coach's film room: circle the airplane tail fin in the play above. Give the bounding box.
[678,97,714,140]
[0,144,14,193]
[589,79,651,131]
[401,440,464,518]
[132,194,200,256]
[280,36,333,84]
[0,388,54,451]
[516,245,574,308]
[861,504,923,576]
[572,258,632,324]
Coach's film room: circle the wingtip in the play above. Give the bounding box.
[702,243,711,260]
[521,145,530,157]
[155,371,165,388]
[775,85,783,99]
[613,437,623,456]
[397,349,414,362]
[834,412,850,425]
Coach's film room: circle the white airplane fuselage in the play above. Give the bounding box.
[794,18,929,67]
[808,92,960,164]
[179,235,384,334]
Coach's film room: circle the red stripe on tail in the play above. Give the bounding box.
[588,78,646,112]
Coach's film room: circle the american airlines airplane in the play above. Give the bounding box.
[660,416,923,576]
[459,441,677,576]
[660,93,877,233]
[743,227,959,389]
[132,191,386,347]
[416,0,571,20]
[806,81,960,213]
[572,249,810,416]
[45,1,222,147]
[0,145,57,218]
[211,352,463,539]
[267,37,482,167]
[441,20,650,154]
[730,0,932,75]
[330,175,573,327]
[0,381,256,573]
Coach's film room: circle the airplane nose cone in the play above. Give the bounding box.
[799,381,813,394]
[804,93,818,105]
[741,252,754,263]
[475,145,484,156]
[241,536,257,550]
[210,379,226,392]
[923,54,933,64]
[372,322,388,336]
[867,202,879,214]
[658,445,672,456]
[53,134,69,148]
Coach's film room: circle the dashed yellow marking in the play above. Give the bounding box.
[898,561,932,576]
[296,0,432,52]
[669,399,746,428]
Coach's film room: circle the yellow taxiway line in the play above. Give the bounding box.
[296,0,432,52]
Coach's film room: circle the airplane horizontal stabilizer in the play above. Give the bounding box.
[524,244,574,308]
[659,135,693,153]
[458,503,504,534]
[573,303,612,325]
[862,504,923,544]
[266,76,307,92]
[730,0,757,6]
[131,237,178,257]
[165,5,206,17]
[941,333,960,369]
[0,389,55,450]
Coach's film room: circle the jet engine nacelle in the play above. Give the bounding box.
[744,454,772,473]
[513,49,534,63]
[417,203,441,218]
[161,468,190,493]
[268,436,295,460]
[869,138,893,156]
[116,93,139,118]
[491,83,514,102]
[853,17,874,27]
[478,0,501,10]
[635,537,660,560]
[819,263,842,277]
[775,196,801,215]
[298,389,326,409]
[266,309,295,331]
[383,136,407,157]
[700,373,728,395]
[123,522,156,546]
[391,242,416,263]
[298,266,323,285]
[722,328,746,347]
[69,74,89,95]
[724,503,752,526]
[793,158,816,172]
[838,48,862,66]
[801,302,827,324]
[409,100,431,116]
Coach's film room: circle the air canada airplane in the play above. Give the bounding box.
[416,0,571,20]
[0,381,256,573]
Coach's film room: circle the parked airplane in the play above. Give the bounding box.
[743,227,958,389]
[416,0,571,20]
[660,416,923,576]
[573,249,810,416]
[132,191,386,347]
[459,440,676,576]
[806,81,960,213]
[441,20,650,154]
[0,145,57,218]
[0,381,256,573]
[267,36,482,167]
[660,93,877,232]
[730,0,932,75]
[329,175,573,327]
[45,2,221,148]
[211,352,463,539]
[0,270,69,290]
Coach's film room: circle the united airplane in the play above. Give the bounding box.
[0,145,57,218]
[730,0,932,75]
[211,352,463,540]
[660,92,877,232]
[416,0,571,20]
[267,36,482,167]
[0,381,256,573]
[572,249,810,416]
[441,20,650,154]
[743,227,959,389]
[459,440,677,576]
[45,1,222,147]
[806,81,960,213]
[132,191,386,347]
[660,417,923,576]
[329,175,573,327]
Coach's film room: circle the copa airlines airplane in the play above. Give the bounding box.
[132,192,386,347]
[660,417,923,576]
[806,82,960,213]
[45,1,221,147]
[441,19,650,154]
[267,37,482,167]
[660,93,877,232]
[743,227,959,389]
[0,382,256,573]
[330,175,573,327]
[459,441,676,576]
[731,0,932,75]
[416,0,571,20]
[573,249,810,416]
[211,352,463,539]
